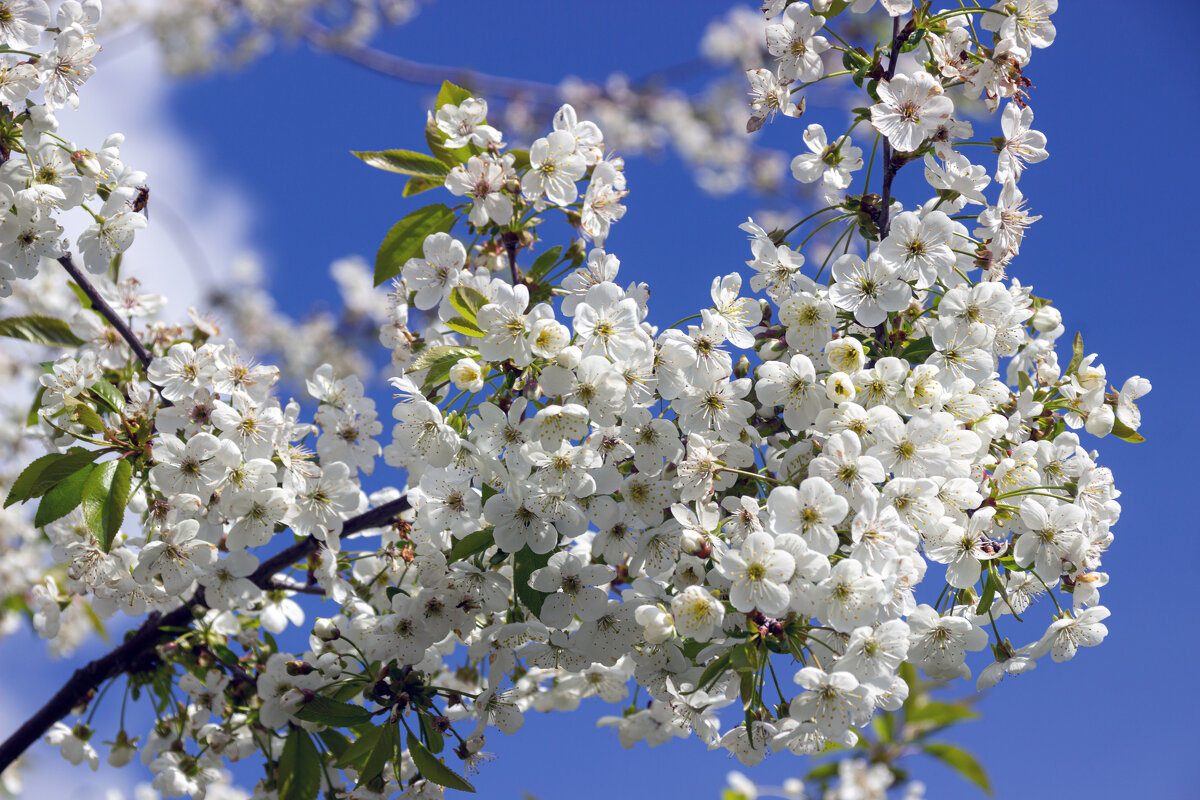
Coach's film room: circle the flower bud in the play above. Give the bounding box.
[71,150,101,178]
[1084,404,1114,437]
[555,344,582,370]
[634,604,675,644]
[756,338,787,362]
[313,619,340,641]
[1030,304,1061,332]
[286,659,314,676]
[733,355,751,379]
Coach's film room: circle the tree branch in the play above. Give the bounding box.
[876,15,904,240]
[302,22,561,108]
[57,253,156,370]
[0,494,410,772]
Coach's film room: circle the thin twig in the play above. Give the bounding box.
[57,253,155,369]
[302,22,561,108]
[0,494,410,772]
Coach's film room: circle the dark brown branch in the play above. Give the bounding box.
[57,253,156,370]
[302,22,561,108]
[0,494,410,772]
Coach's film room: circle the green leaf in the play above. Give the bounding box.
[294,696,374,727]
[278,727,322,800]
[408,345,480,385]
[335,726,382,771]
[508,149,530,172]
[352,149,449,180]
[975,567,998,615]
[406,732,475,793]
[356,723,395,788]
[317,729,352,760]
[447,528,494,563]
[373,204,457,286]
[82,459,132,552]
[34,463,96,528]
[448,285,488,323]
[907,701,980,730]
[528,245,563,278]
[435,80,474,111]
[1066,331,1084,376]
[64,396,106,432]
[0,315,85,348]
[693,651,733,694]
[924,743,992,795]
[512,546,553,617]
[89,379,126,413]
[900,27,927,52]
[67,281,93,311]
[403,176,443,197]
[900,335,934,362]
[805,762,841,782]
[445,315,485,338]
[738,670,756,710]
[1109,416,1146,443]
[6,448,102,508]
[419,712,445,755]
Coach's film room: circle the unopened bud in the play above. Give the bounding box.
[313,619,340,641]
[71,150,101,178]
[1084,404,1114,437]
[286,660,314,676]
[756,338,787,362]
[1030,304,1061,332]
[733,355,751,379]
[555,344,582,370]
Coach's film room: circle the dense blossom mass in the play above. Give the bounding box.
[0,1,1150,799]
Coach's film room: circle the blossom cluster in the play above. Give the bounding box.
[0,1,1150,799]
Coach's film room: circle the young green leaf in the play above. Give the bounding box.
[294,696,374,727]
[356,723,396,788]
[34,463,97,528]
[0,315,86,348]
[435,80,473,111]
[445,316,485,338]
[1110,416,1146,443]
[408,346,480,384]
[82,458,132,552]
[923,742,993,795]
[403,176,442,197]
[278,727,321,800]
[317,729,352,761]
[1066,331,1084,375]
[406,732,475,793]
[528,245,563,278]
[89,378,126,414]
[374,204,457,286]
[512,546,553,617]
[5,450,93,508]
[448,286,488,323]
[906,701,980,731]
[352,149,450,180]
[334,725,382,771]
[446,528,494,563]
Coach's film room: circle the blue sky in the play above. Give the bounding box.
[4,1,1197,797]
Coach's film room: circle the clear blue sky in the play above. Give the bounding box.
[6,1,1197,797]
